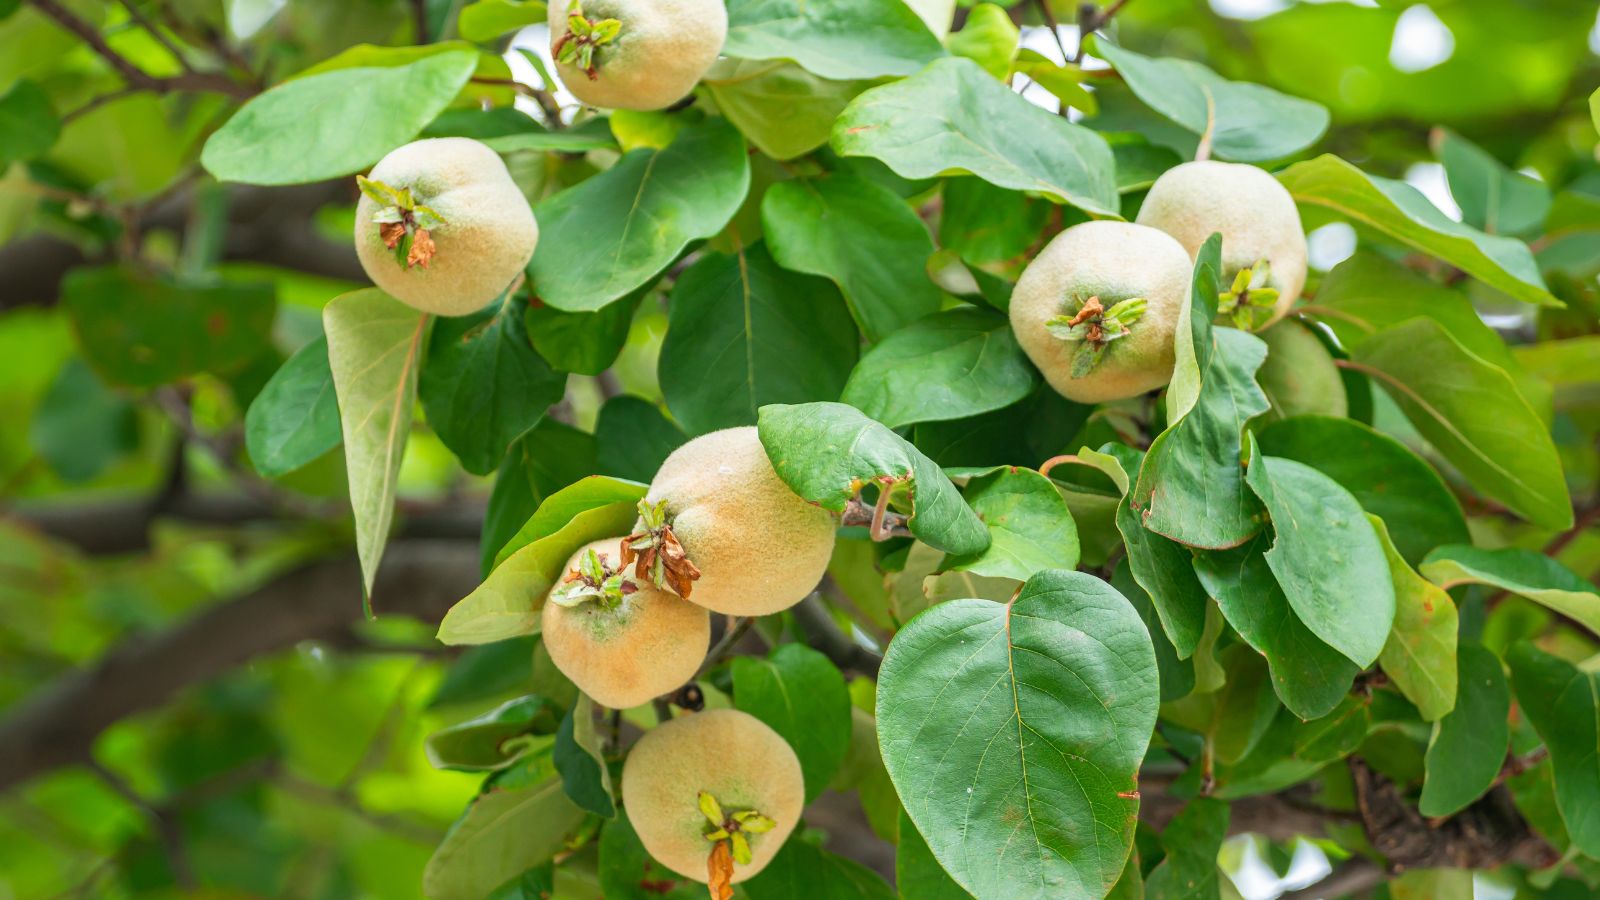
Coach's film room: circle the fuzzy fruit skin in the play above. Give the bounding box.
[1257,319,1348,420]
[1135,160,1308,327]
[542,538,710,710]
[548,0,727,111]
[644,427,836,616]
[621,709,804,884]
[353,138,537,317]
[1009,221,1193,404]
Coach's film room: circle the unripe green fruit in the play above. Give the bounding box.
[1009,221,1193,404]
[354,138,538,316]
[1257,319,1348,420]
[621,709,804,884]
[548,0,727,111]
[542,538,710,710]
[643,427,836,616]
[1135,160,1308,328]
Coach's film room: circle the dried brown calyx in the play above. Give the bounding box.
[622,498,701,598]
[1045,293,1148,377]
[357,175,446,269]
[548,547,636,608]
[699,790,775,900]
[553,2,622,80]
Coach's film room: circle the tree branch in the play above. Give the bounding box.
[792,593,882,676]
[30,0,255,99]
[0,540,479,793]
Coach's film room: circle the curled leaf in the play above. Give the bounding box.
[621,499,702,598]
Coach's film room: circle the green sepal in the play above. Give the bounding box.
[1070,344,1103,378]
[730,832,752,866]
[698,791,724,826]
[372,206,404,225]
[734,812,776,833]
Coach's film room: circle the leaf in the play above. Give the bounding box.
[1133,327,1269,550]
[940,467,1077,582]
[458,0,548,42]
[554,694,615,817]
[1191,535,1359,720]
[723,0,946,80]
[482,424,599,575]
[1078,444,1208,659]
[1255,415,1468,568]
[63,266,276,388]
[481,117,619,153]
[938,177,1049,267]
[202,50,477,185]
[1370,517,1458,723]
[761,172,943,342]
[732,645,853,803]
[0,78,57,164]
[1418,643,1509,818]
[324,289,428,603]
[946,3,1017,79]
[529,117,750,312]
[876,569,1159,898]
[1244,453,1396,668]
[1161,645,1278,766]
[660,243,858,435]
[704,60,868,161]
[758,402,988,555]
[1421,545,1600,639]
[419,300,565,476]
[1507,642,1600,859]
[525,292,637,376]
[744,838,896,900]
[1092,39,1328,163]
[422,774,586,900]
[594,396,687,482]
[1351,317,1571,529]
[1167,234,1223,423]
[425,695,564,771]
[1435,128,1550,235]
[840,307,1036,428]
[29,357,137,483]
[832,57,1118,216]
[494,475,647,569]
[598,814,703,900]
[895,811,971,900]
[1111,559,1195,703]
[1276,154,1557,307]
[245,335,342,478]
[1143,798,1228,900]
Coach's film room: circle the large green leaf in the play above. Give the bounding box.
[246,335,342,478]
[440,485,642,645]
[1420,545,1600,638]
[1167,234,1223,423]
[1192,535,1358,720]
[594,396,687,482]
[481,423,599,575]
[1508,642,1600,860]
[840,307,1036,428]
[895,810,971,900]
[876,569,1158,898]
[202,50,477,185]
[324,289,429,603]
[422,772,586,900]
[831,57,1118,215]
[1244,453,1394,668]
[1092,40,1329,163]
[553,694,615,817]
[1143,798,1229,900]
[659,242,858,435]
[1351,317,1570,529]
[419,299,564,476]
[494,475,647,568]
[598,814,703,900]
[1110,560,1195,702]
[941,467,1078,582]
[1255,415,1468,567]
[1418,643,1508,817]
[1134,328,1269,550]
[1276,155,1557,307]
[528,117,750,311]
[761,172,942,342]
[63,266,276,388]
[0,78,57,164]
[744,839,895,899]
[1370,517,1458,723]
[723,0,946,80]
[1435,129,1550,236]
[938,177,1050,267]
[1078,444,1207,659]
[733,646,852,803]
[704,60,868,161]
[757,402,988,555]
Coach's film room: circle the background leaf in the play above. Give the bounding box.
[894,810,971,899]
[941,467,1078,582]
[832,57,1118,215]
[744,839,895,899]
[1418,643,1508,817]
[422,771,585,900]
[324,289,428,602]
[1143,798,1228,900]
[29,357,137,483]
[660,242,858,435]
[0,79,58,164]
[723,0,946,80]
[1508,642,1600,860]
[840,307,1036,428]
[1421,545,1600,638]
[704,60,867,161]
[1436,128,1551,235]
[246,334,341,478]
[1370,517,1457,723]
[594,396,687,482]
[733,644,852,803]
[553,694,614,817]
[876,570,1158,898]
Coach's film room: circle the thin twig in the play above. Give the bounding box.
[86,760,197,888]
[117,0,200,75]
[29,0,254,99]
[694,615,754,680]
[470,75,564,128]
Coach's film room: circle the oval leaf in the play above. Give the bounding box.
[1421,544,1600,639]
[940,467,1078,582]
[1370,516,1458,723]
[1507,642,1600,860]
[246,335,342,478]
[733,644,853,804]
[422,771,585,900]
[1418,643,1508,817]
[723,0,946,80]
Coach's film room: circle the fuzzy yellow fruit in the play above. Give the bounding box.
[1136,160,1308,328]
[1257,319,1348,420]
[638,427,836,616]
[542,538,710,710]
[353,138,537,317]
[1009,221,1193,404]
[548,0,727,111]
[621,709,804,884]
